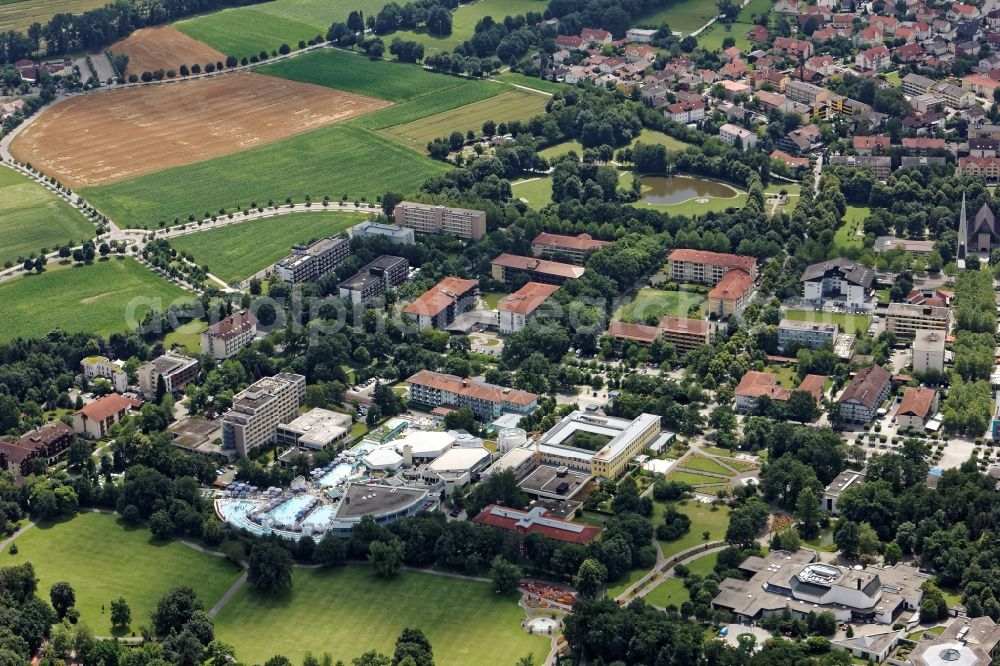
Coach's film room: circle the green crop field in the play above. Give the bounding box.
[783,309,871,336]
[354,82,503,131]
[389,0,548,55]
[0,258,190,342]
[213,566,547,666]
[614,288,705,324]
[512,177,552,208]
[378,89,549,152]
[175,0,388,57]
[168,211,368,283]
[0,0,109,32]
[82,124,448,228]
[654,501,731,559]
[494,71,564,94]
[0,167,95,267]
[5,512,242,635]
[636,0,718,34]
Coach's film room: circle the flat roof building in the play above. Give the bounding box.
[913,329,946,375]
[491,253,585,285]
[222,373,306,456]
[403,276,479,331]
[531,232,610,264]
[351,220,415,245]
[498,282,560,334]
[823,468,866,515]
[778,319,839,352]
[910,616,1000,666]
[537,410,661,480]
[393,201,486,240]
[338,255,409,305]
[275,236,351,283]
[275,408,353,451]
[138,352,198,398]
[885,303,950,339]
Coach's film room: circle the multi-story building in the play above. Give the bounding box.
[79,355,128,393]
[490,254,585,285]
[957,156,1000,180]
[896,387,938,431]
[393,201,487,240]
[138,353,198,398]
[0,421,75,476]
[902,72,936,97]
[537,410,662,480]
[800,258,875,308]
[402,276,479,331]
[221,373,306,456]
[201,309,258,360]
[73,393,143,439]
[338,255,409,305]
[406,370,538,421]
[778,319,839,351]
[275,408,353,451]
[667,249,758,285]
[827,155,892,180]
[351,220,415,245]
[912,329,946,374]
[706,269,755,319]
[823,469,866,515]
[885,303,949,339]
[472,505,601,544]
[659,316,711,354]
[734,371,826,413]
[498,282,560,334]
[837,365,891,423]
[275,236,351,283]
[530,232,610,264]
[718,123,757,150]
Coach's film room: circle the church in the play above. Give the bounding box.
[957,193,1000,259]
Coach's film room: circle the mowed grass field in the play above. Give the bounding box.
[214,566,547,666]
[5,512,242,635]
[168,211,368,283]
[390,0,547,54]
[494,71,564,94]
[614,287,706,323]
[378,88,549,151]
[783,308,871,336]
[0,167,95,267]
[0,258,190,342]
[512,177,552,208]
[0,0,108,32]
[645,551,719,608]
[653,501,730,559]
[636,0,717,34]
[81,123,448,228]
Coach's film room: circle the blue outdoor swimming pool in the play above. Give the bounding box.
[267,495,315,525]
[317,463,354,488]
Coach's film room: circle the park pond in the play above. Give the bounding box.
[638,175,740,205]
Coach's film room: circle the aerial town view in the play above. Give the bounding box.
[5,0,1000,663]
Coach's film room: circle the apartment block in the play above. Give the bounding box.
[827,155,892,180]
[667,249,758,285]
[138,353,198,397]
[490,254,585,285]
[659,316,711,354]
[351,220,415,245]
[222,373,306,456]
[707,269,755,319]
[530,232,611,265]
[718,123,757,150]
[885,303,949,339]
[79,355,128,393]
[912,329,946,374]
[498,282,560,334]
[338,255,409,305]
[778,319,839,351]
[406,370,538,421]
[275,236,351,283]
[393,201,487,240]
[837,365,891,424]
[201,309,257,360]
[73,393,143,439]
[0,421,75,477]
[402,276,479,331]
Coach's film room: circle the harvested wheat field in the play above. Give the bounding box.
[10,72,391,188]
[110,25,226,75]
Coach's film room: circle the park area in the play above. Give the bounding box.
[833,206,871,254]
[654,501,731,559]
[0,166,95,267]
[0,258,189,342]
[644,551,720,608]
[213,565,547,665]
[614,287,705,324]
[11,72,390,188]
[389,0,547,54]
[4,512,242,635]
[167,211,369,284]
[109,25,226,75]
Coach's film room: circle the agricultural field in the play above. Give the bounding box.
[0,0,108,33]
[783,309,871,336]
[494,71,564,94]
[635,0,717,34]
[12,72,388,188]
[4,512,242,635]
[614,287,705,324]
[512,177,553,208]
[378,88,549,152]
[213,565,547,665]
[0,166,95,267]
[109,25,226,75]
[653,501,731,559]
[389,0,548,55]
[81,123,448,228]
[168,211,368,283]
[0,258,190,342]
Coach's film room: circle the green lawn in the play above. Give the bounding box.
[175,0,389,57]
[0,167,95,267]
[783,309,871,337]
[0,258,190,342]
[645,551,720,607]
[654,501,731,559]
[354,82,504,131]
[388,0,548,55]
[163,319,208,355]
[512,177,553,209]
[679,455,733,476]
[481,291,507,309]
[767,364,799,388]
[629,130,694,153]
[833,206,870,254]
[737,0,772,22]
[167,211,368,283]
[5,512,242,635]
[213,565,547,666]
[635,0,718,34]
[666,470,720,486]
[539,140,585,160]
[494,71,564,94]
[696,21,753,53]
[605,564,651,599]
[82,124,448,228]
[614,287,705,324]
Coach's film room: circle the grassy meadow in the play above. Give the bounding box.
[512,177,553,208]
[782,309,871,336]
[388,0,547,55]
[653,501,731,558]
[614,287,706,324]
[0,0,108,32]
[636,0,717,34]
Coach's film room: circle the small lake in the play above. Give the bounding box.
[639,175,739,205]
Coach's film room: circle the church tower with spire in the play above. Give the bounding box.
[957,192,968,261]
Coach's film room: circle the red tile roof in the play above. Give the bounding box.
[608,321,661,343]
[797,374,827,402]
[499,282,560,315]
[403,276,478,317]
[207,309,257,341]
[853,135,891,150]
[407,370,538,406]
[491,254,586,279]
[658,316,710,336]
[708,269,754,300]
[532,232,611,252]
[472,505,601,544]
[75,393,142,423]
[735,371,791,401]
[898,387,936,419]
[667,249,757,273]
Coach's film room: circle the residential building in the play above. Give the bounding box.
[706,269,755,319]
[855,45,891,70]
[823,469,866,515]
[667,249,758,285]
[201,309,257,360]
[800,258,875,308]
[73,393,143,439]
[901,137,947,153]
[902,72,936,96]
[531,232,610,264]
[626,27,657,42]
[221,373,306,456]
[275,408,353,451]
[407,370,538,421]
[718,123,757,150]
[393,201,487,240]
[734,371,792,412]
[885,303,949,339]
[828,155,892,180]
[275,236,351,283]
[778,319,839,351]
[403,276,479,331]
[665,100,705,123]
[580,27,612,47]
[853,135,891,155]
[896,387,938,430]
[909,616,1000,666]
[472,505,601,544]
[912,329,946,374]
[658,316,711,354]
[774,36,814,58]
[837,365,892,423]
[490,254,585,285]
[351,220,416,245]
[770,149,810,170]
[746,25,770,42]
[498,282,560,334]
[338,255,409,305]
[0,421,75,476]
[137,353,198,398]
[958,156,1000,181]
[79,355,127,393]
[786,80,831,105]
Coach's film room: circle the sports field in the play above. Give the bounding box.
[168,211,368,283]
[389,0,547,54]
[81,123,447,228]
[653,501,730,559]
[109,25,226,75]
[782,309,871,336]
[378,89,549,152]
[636,0,717,35]
[0,0,108,32]
[0,167,95,267]
[12,72,388,188]
[213,566,547,665]
[176,0,388,57]
[5,512,242,635]
[614,288,705,324]
[0,258,190,342]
